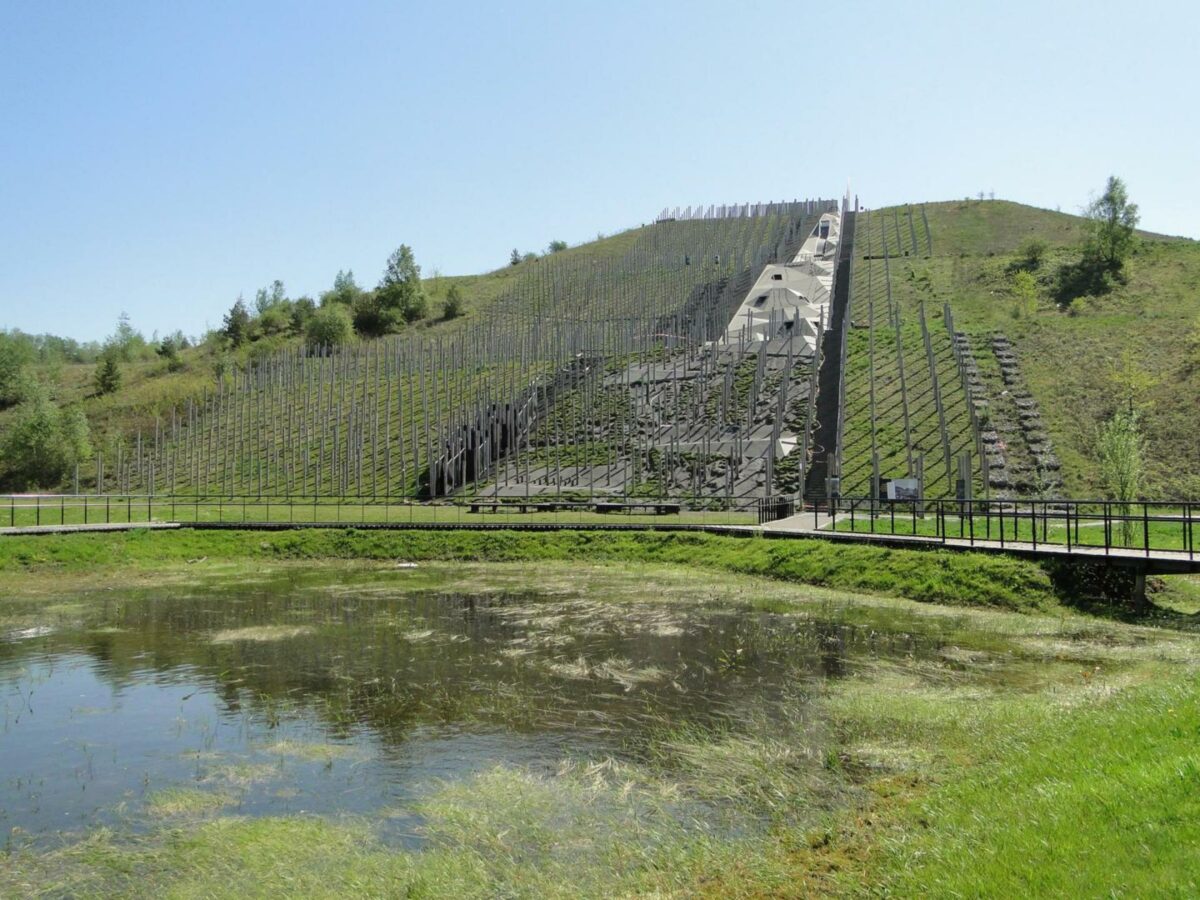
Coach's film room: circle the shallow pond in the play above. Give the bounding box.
[1,566,954,847]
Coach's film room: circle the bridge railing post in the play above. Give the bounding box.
[1144,503,1150,557]
[1187,502,1194,560]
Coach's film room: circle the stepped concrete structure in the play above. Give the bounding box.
[483,208,848,502]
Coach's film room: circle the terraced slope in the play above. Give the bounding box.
[839,208,979,499]
[92,201,837,498]
[841,199,1200,499]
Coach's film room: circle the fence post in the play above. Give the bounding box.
[1144,503,1150,557]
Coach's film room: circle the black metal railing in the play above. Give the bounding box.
[0,494,763,530]
[798,496,1197,559]
[3,493,1195,560]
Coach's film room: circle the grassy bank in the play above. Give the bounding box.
[0,527,1061,611]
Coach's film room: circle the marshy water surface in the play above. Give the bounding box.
[1,565,948,849]
[2,560,1195,897]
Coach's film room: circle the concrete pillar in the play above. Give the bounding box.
[1131,569,1148,612]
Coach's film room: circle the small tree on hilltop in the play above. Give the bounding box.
[443,284,464,320]
[377,245,426,325]
[107,312,146,362]
[222,298,252,347]
[94,350,122,396]
[1085,176,1139,272]
[305,304,353,353]
[547,239,568,253]
[510,248,521,267]
[321,270,363,307]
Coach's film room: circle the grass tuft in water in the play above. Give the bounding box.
[144,787,237,817]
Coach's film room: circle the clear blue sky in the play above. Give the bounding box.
[2,0,1195,343]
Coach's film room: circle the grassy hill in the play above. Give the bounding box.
[2,203,826,495]
[4,196,1196,501]
[848,199,1199,498]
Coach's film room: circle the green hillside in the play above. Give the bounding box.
[839,198,1199,499]
[2,202,827,496]
[4,195,1196,502]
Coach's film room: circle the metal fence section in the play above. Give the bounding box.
[4,493,1196,563]
[0,494,766,530]
[785,496,1198,560]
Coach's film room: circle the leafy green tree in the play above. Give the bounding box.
[443,284,464,320]
[1013,237,1048,272]
[1085,176,1139,271]
[351,293,396,337]
[254,279,286,314]
[222,298,252,347]
[290,297,316,333]
[510,248,521,267]
[256,302,293,337]
[94,350,122,395]
[321,270,364,307]
[212,351,231,381]
[1010,270,1039,318]
[377,244,426,324]
[1107,348,1159,415]
[0,390,91,489]
[59,405,93,469]
[156,335,185,372]
[0,331,33,407]
[105,313,148,362]
[547,239,568,253]
[1097,409,1144,546]
[305,303,353,352]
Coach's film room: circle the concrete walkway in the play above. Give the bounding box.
[0,522,183,537]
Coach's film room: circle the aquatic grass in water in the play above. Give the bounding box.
[144,787,237,818]
[1,561,1198,896]
[210,625,316,643]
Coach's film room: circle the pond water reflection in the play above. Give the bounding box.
[0,568,945,845]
